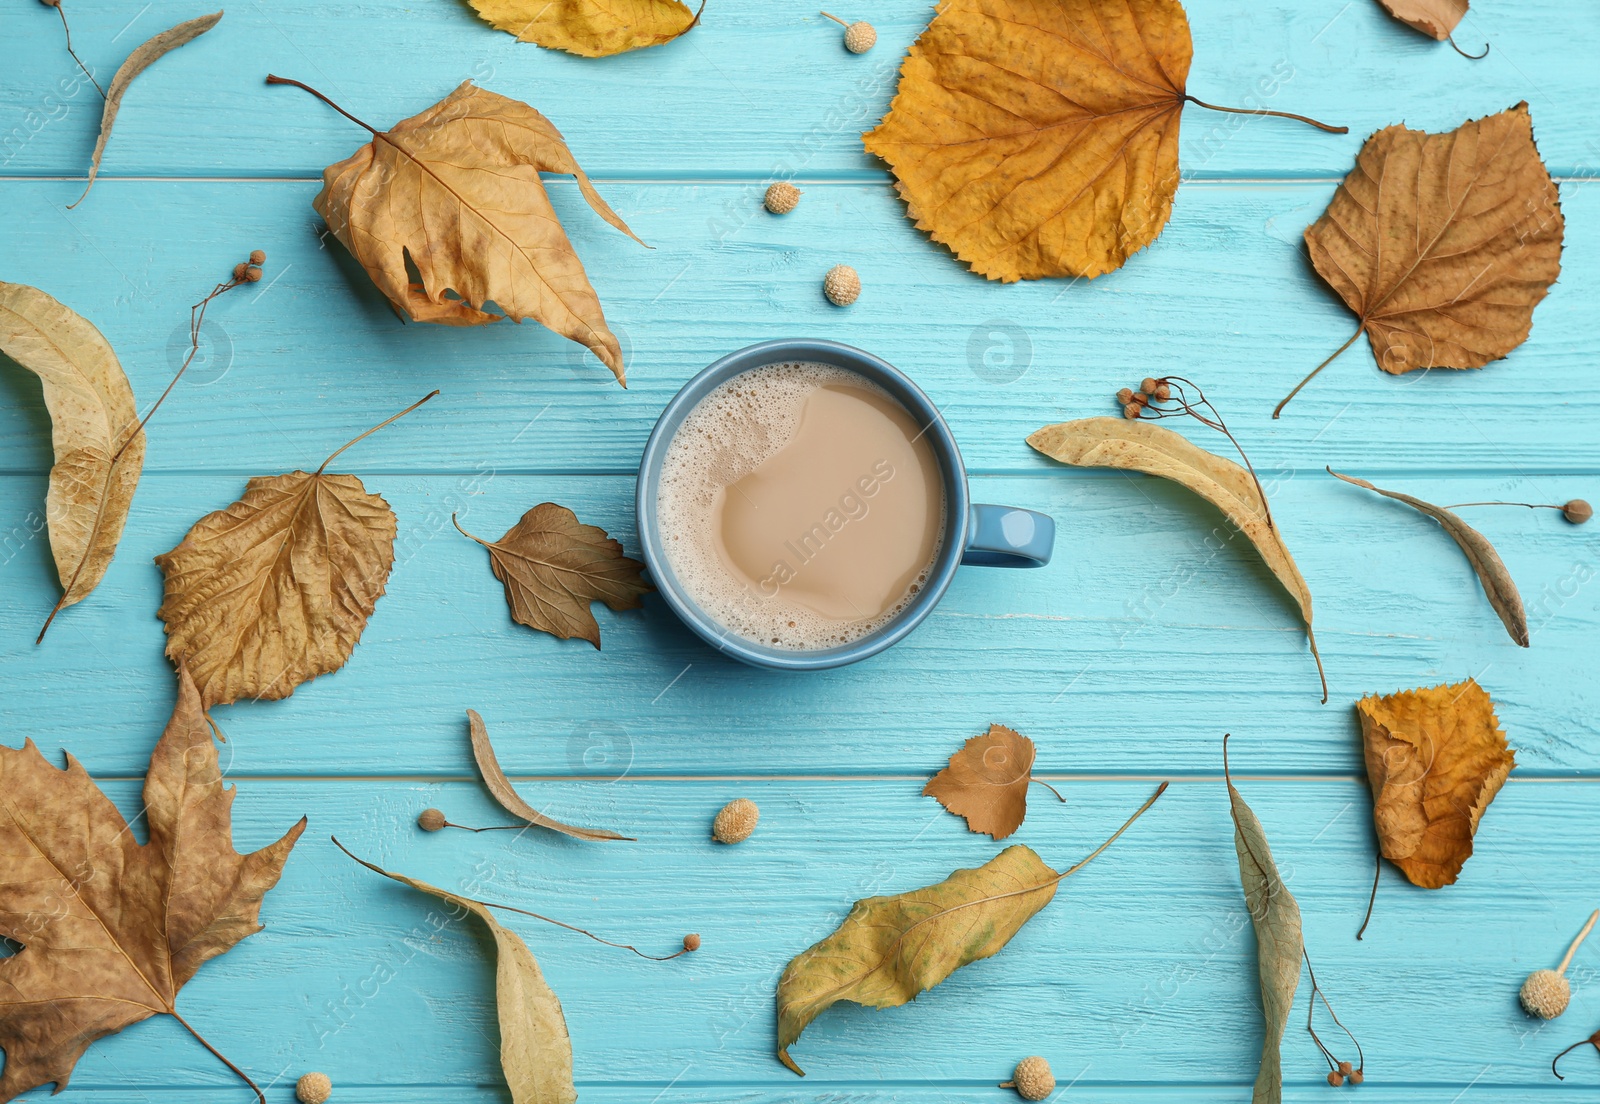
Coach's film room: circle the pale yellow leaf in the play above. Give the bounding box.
[467,709,632,841]
[466,0,701,57]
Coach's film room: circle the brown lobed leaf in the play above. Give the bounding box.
[0,666,305,1102]
[923,724,1037,840]
[0,281,145,638]
[775,784,1165,1075]
[1357,679,1515,888]
[468,709,632,841]
[1329,469,1527,646]
[70,11,223,207]
[1284,103,1562,412]
[465,0,702,57]
[1226,739,1302,1104]
[152,396,437,708]
[862,0,1341,282]
[1378,0,1467,40]
[1028,417,1325,700]
[455,503,651,648]
[304,79,642,384]
[336,842,577,1104]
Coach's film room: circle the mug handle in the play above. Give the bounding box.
[961,504,1054,567]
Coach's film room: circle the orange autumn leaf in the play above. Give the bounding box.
[923,724,1040,840]
[1378,0,1467,41]
[1357,679,1515,889]
[862,0,1342,282]
[1280,103,1562,414]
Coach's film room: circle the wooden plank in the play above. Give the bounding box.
[1,0,1594,179]
[4,472,1594,779]
[34,777,1600,1092]
[0,180,1595,476]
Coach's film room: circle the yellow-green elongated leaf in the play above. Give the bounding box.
[1027,417,1325,700]
[335,842,577,1104]
[0,281,144,636]
[467,709,632,841]
[776,843,1059,1076]
[1227,752,1303,1104]
[72,12,223,207]
[465,0,701,57]
[1328,469,1528,647]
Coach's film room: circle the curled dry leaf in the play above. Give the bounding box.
[467,709,632,842]
[335,842,577,1104]
[71,11,223,207]
[454,504,651,648]
[1280,103,1562,415]
[1378,0,1466,41]
[1027,417,1325,701]
[862,0,1343,281]
[1329,469,1527,646]
[0,282,144,638]
[155,395,434,708]
[465,0,702,56]
[776,784,1166,1075]
[922,724,1039,841]
[1226,739,1303,1104]
[1357,679,1514,888]
[280,76,642,384]
[0,666,305,1103]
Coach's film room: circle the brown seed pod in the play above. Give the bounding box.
[248,248,266,265]
[1122,402,1143,419]
[417,808,447,832]
[296,1072,332,1104]
[683,932,701,952]
[1564,499,1593,524]
[1003,1056,1055,1101]
[764,181,802,214]
[1115,387,1135,405]
[712,797,759,843]
[823,264,860,306]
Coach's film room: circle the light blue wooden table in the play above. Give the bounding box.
[3,1,1598,1100]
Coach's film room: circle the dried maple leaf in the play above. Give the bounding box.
[1357,679,1514,889]
[155,395,434,708]
[1277,103,1562,415]
[0,281,144,639]
[0,666,305,1103]
[454,504,651,648]
[271,76,642,385]
[924,724,1055,840]
[465,0,702,57]
[862,0,1343,282]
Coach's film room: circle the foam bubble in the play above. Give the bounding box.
[657,362,936,650]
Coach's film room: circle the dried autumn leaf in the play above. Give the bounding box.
[0,281,145,639]
[923,724,1041,840]
[1279,103,1562,415]
[467,709,632,841]
[1226,739,1302,1104]
[154,396,434,708]
[862,0,1343,281]
[278,76,642,384]
[465,0,702,57]
[335,842,577,1104]
[454,504,651,648]
[1357,679,1515,888]
[1378,0,1466,41]
[71,11,223,207]
[1329,469,1527,646]
[0,666,305,1103]
[776,784,1165,1075]
[1028,417,1325,700]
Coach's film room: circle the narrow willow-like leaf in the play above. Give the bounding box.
[71,12,223,207]
[0,281,144,637]
[1227,743,1303,1104]
[1028,417,1325,700]
[467,709,632,842]
[1329,469,1528,646]
[776,783,1166,1075]
[335,841,576,1104]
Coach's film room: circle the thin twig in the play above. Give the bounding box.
[1184,95,1347,133]
[1274,326,1363,418]
[316,391,439,475]
[51,1,106,97]
[265,74,381,134]
[1356,850,1380,940]
[474,898,694,960]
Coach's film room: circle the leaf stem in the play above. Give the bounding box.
[451,513,491,548]
[1441,501,1562,512]
[1553,1032,1600,1081]
[1054,781,1167,879]
[52,2,105,98]
[474,897,695,960]
[1557,910,1600,976]
[1356,850,1380,940]
[317,391,439,475]
[819,10,849,26]
[1183,95,1347,133]
[1449,34,1489,60]
[266,74,381,135]
[1029,776,1066,803]
[1274,326,1363,418]
[168,1008,264,1103]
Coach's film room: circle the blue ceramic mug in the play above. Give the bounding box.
[636,339,1054,670]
